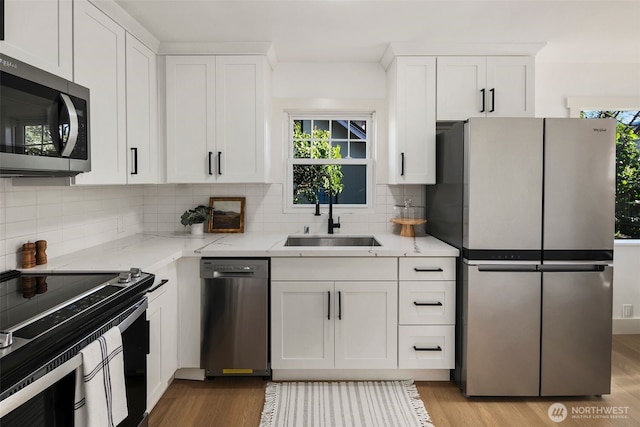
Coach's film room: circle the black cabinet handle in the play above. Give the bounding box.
[208,152,213,175]
[413,345,442,352]
[147,279,169,294]
[413,301,443,306]
[130,147,138,175]
[480,88,486,113]
[400,152,405,176]
[414,267,444,272]
[489,88,495,113]
[327,291,331,320]
[338,291,342,320]
[217,151,222,175]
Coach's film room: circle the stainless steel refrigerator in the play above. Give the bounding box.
[425,117,615,397]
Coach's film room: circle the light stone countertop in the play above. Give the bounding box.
[24,231,459,274]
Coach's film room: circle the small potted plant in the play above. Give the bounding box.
[180,205,211,235]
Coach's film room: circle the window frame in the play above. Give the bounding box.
[285,111,375,212]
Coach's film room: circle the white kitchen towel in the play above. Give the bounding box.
[73,327,128,427]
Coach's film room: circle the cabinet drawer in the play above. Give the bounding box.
[399,257,455,281]
[398,325,454,369]
[399,281,455,325]
[272,257,397,281]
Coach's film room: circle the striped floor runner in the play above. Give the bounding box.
[259,381,434,427]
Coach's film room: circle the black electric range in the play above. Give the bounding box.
[0,268,154,401]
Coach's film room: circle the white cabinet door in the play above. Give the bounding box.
[0,0,73,79]
[271,281,334,370]
[215,56,266,183]
[125,34,158,184]
[485,57,534,118]
[165,55,268,183]
[73,0,127,185]
[436,56,486,120]
[146,294,164,409]
[146,263,178,412]
[437,56,534,120]
[165,56,217,183]
[334,281,397,369]
[388,57,436,184]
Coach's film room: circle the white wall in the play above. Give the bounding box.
[536,61,640,117]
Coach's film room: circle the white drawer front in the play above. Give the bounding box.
[399,257,455,281]
[398,325,454,369]
[399,281,455,325]
[272,257,397,281]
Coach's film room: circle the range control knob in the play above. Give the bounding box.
[118,272,132,283]
[0,331,13,348]
[129,267,142,278]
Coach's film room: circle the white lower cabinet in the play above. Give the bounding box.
[398,258,456,370]
[271,255,457,379]
[146,262,178,412]
[271,280,397,370]
[271,257,398,371]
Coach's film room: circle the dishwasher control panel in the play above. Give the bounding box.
[200,258,269,279]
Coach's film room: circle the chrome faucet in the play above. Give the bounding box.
[327,190,341,234]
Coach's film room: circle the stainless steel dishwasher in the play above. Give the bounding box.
[200,258,270,377]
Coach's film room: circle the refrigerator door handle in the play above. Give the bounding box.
[477,264,538,272]
[537,264,606,273]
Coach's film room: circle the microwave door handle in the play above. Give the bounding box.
[59,93,79,158]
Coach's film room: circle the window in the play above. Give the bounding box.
[582,110,640,239]
[287,113,373,209]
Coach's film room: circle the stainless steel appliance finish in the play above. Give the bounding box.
[200,258,270,377]
[426,117,616,397]
[0,268,154,426]
[0,53,91,177]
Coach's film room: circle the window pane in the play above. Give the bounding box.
[350,120,367,140]
[350,141,367,159]
[293,164,366,205]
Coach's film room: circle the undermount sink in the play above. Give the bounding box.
[284,235,382,247]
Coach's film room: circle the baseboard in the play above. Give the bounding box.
[613,318,640,334]
[272,369,451,381]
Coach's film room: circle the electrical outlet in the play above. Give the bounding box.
[622,304,633,319]
[117,216,126,233]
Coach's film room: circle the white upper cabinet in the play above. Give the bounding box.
[387,57,437,184]
[73,0,158,185]
[73,0,127,185]
[215,56,267,183]
[125,34,158,184]
[0,0,73,79]
[165,55,269,183]
[165,56,216,183]
[437,56,534,120]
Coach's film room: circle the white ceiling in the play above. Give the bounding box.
[113,0,640,64]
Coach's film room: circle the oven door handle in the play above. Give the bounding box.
[0,297,147,417]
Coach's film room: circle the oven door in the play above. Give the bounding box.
[0,297,149,427]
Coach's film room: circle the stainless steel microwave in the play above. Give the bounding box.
[0,54,90,177]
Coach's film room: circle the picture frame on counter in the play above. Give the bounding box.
[208,197,245,233]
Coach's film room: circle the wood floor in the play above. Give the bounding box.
[149,334,640,427]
